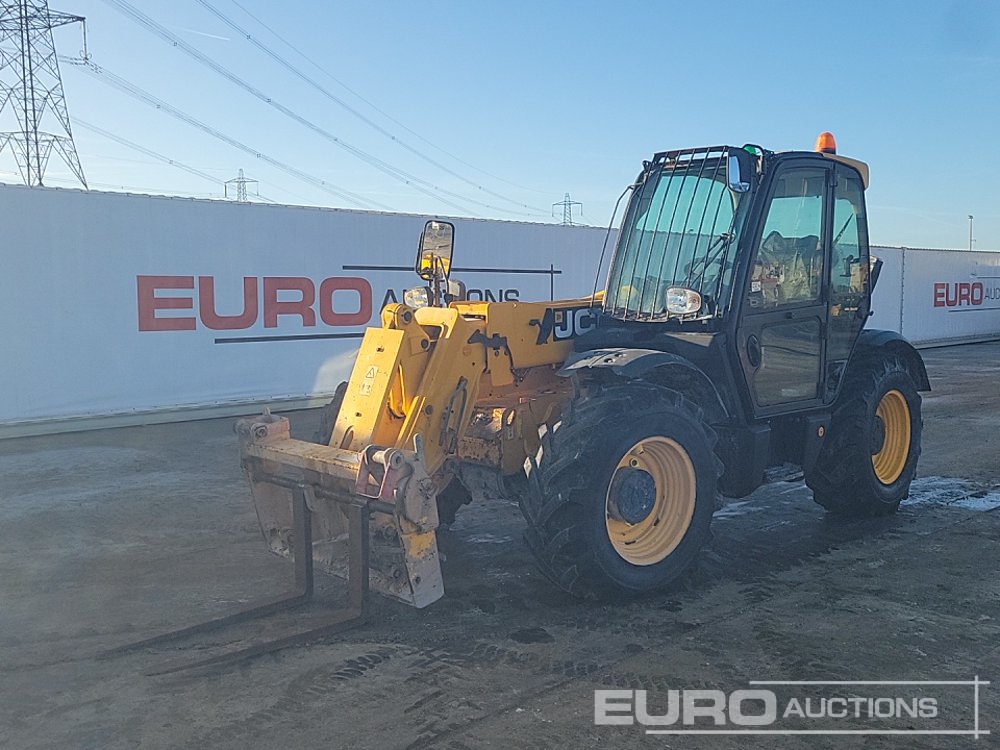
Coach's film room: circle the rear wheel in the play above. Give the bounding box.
[520,382,720,599]
[806,356,922,516]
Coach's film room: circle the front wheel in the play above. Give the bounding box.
[806,356,923,516]
[520,382,720,599]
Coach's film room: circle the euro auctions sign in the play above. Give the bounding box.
[0,184,618,428]
[594,679,989,739]
[136,275,373,332]
[932,281,1000,308]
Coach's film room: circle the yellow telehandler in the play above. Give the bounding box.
[121,135,930,671]
[239,133,928,609]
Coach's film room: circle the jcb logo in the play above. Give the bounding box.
[532,305,597,345]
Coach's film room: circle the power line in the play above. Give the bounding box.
[195,0,547,214]
[100,0,535,217]
[0,1,87,187]
[226,0,550,196]
[41,174,219,196]
[97,0,484,213]
[39,170,286,205]
[74,117,220,186]
[82,151,221,168]
[62,56,388,209]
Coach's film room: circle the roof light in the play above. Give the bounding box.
[814,132,837,154]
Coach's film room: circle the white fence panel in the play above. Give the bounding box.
[896,248,1000,345]
[868,245,903,333]
[2,185,999,435]
[0,185,610,431]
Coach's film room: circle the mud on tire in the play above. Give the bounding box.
[806,355,923,517]
[520,381,721,599]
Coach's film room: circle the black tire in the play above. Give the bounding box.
[313,381,348,445]
[314,380,472,524]
[436,478,473,527]
[806,355,923,517]
[520,381,721,599]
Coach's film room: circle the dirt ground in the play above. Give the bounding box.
[2,342,998,749]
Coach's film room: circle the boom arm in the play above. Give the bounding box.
[237,295,595,607]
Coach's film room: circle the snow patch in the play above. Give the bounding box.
[902,476,1000,511]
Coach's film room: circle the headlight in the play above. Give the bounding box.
[665,287,702,315]
[403,286,432,308]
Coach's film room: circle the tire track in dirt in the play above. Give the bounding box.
[179,506,988,748]
[180,647,401,749]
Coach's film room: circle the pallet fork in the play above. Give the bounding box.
[106,410,443,674]
[106,482,369,675]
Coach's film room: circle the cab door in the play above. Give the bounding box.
[824,164,871,401]
[736,160,832,416]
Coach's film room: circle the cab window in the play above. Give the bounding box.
[747,167,826,309]
[826,166,870,371]
[830,168,868,304]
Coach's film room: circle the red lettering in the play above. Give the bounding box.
[971,282,984,305]
[137,275,196,331]
[140,275,377,331]
[198,277,259,330]
[957,282,971,305]
[933,282,947,307]
[319,277,372,326]
[263,277,315,328]
[945,283,958,307]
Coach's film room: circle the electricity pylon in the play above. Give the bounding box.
[552,192,582,225]
[225,168,258,202]
[0,0,87,187]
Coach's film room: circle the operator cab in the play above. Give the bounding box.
[596,133,875,418]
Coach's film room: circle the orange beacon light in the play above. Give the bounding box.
[814,131,837,154]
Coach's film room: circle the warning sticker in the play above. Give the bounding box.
[360,366,378,396]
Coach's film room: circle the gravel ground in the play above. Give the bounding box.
[1,341,998,749]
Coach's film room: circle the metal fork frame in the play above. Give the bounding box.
[105,481,370,675]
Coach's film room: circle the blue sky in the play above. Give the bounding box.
[1,0,997,249]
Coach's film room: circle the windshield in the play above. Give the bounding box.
[604,148,752,319]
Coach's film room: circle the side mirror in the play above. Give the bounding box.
[842,254,857,278]
[415,220,455,281]
[869,255,883,292]
[727,150,753,193]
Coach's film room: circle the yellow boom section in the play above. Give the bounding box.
[239,294,601,609]
[332,296,596,475]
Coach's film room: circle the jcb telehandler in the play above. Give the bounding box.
[237,133,928,611]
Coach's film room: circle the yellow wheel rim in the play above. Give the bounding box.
[871,389,910,485]
[605,436,696,566]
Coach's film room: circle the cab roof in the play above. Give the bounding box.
[775,149,870,189]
